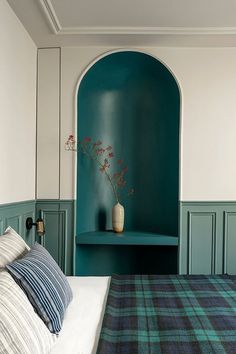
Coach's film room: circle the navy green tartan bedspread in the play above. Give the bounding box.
[97,274,236,354]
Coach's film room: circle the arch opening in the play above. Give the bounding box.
[76,50,180,237]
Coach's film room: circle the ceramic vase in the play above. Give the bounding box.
[112,202,124,233]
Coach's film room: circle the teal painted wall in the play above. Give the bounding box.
[0,200,36,246]
[0,200,75,275]
[77,51,180,236]
[76,245,177,276]
[180,202,236,275]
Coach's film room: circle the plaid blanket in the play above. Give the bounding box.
[97,274,236,354]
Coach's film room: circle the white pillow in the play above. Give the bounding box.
[0,227,30,268]
[0,270,55,354]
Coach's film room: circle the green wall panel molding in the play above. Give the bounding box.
[0,200,36,246]
[187,212,216,275]
[179,201,236,275]
[223,211,236,274]
[0,199,75,276]
[3,200,236,277]
[36,199,75,276]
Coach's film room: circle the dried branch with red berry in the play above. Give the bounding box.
[65,135,134,203]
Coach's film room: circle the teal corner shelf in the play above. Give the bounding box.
[76,231,178,246]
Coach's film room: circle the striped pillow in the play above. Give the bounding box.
[0,227,30,268]
[0,270,55,354]
[6,243,73,334]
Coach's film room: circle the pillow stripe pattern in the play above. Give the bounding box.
[6,243,73,334]
[0,227,30,268]
[0,270,55,354]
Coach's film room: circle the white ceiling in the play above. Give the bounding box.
[7,0,236,47]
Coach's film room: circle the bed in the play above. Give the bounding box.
[51,276,110,354]
[0,228,109,354]
[53,274,236,354]
[2,228,236,354]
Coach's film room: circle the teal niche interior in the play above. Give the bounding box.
[76,51,180,275]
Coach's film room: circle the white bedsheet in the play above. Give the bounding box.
[51,276,110,354]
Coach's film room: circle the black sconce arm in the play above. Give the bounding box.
[26,217,45,236]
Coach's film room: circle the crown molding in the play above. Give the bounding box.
[39,0,236,36]
[58,26,236,35]
[39,0,61,33]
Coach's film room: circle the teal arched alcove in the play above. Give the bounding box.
[77,51,180,236]
[76,51,180,275]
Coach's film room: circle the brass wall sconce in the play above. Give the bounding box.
[26,217,45,236]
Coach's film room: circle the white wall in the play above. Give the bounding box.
[1,0,235,204]
[61,47,236,201]
[37,48,60,199]
[0,0,37,204]
[37,46,236,201]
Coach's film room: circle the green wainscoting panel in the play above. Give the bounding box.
[36,200,75,275]
[77,51,180,237]
[0,200,36,246]
[188,212,216,275]
[0,199,75,275]
[180,202,236,275]
[223,211,236,274]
